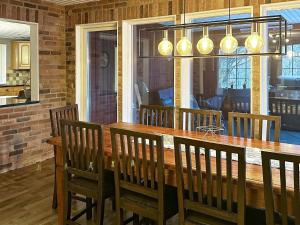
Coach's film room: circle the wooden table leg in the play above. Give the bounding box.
[55,146,64,225]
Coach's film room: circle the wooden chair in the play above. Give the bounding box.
[262,151,300,225]
[228,112,281,142]
[174,136,246,225]
[49,104,79,209]
[61,119,115,225]
[139,104,174,128]
[110,128,178,225]
[179,108,222,131]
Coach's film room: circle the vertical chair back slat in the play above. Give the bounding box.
[50,104,79,137]
[226,152,233,212]
[139,105,174,128]
[262,151,300,225]
[179,108,222,131]
[228,112,281,142]
[110,127,165,200]
[174,137,246,225]
[195,147,203,203]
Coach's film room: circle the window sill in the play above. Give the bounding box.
[0,97,39,108]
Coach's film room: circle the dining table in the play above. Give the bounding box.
[47,122,299,225]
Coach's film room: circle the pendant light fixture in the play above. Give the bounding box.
[197,26,214,55]
[176,0,192,56]
[220,0,238,54]
[245,23,264,53]
[140,0,287,58]
[158,30,173,56]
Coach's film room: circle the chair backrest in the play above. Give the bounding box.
[262,151,300,225]
[50,104,79,137]
[139,104,174,128]
[174,136,246,225]
[228,112,281,142]
[60,119,104,183]
[110,127,165,213]
[179,108,222,131]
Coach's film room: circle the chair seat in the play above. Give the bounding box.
[120,185,178,220]
[185,211,236,225]
[68,170,114,199]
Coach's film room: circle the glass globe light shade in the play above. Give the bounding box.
[220,26,238,54]
[176,36,192,56]
[245,32,264,53]
[158,38,173,56]
[197,27,214,55]
[197,36,214,54]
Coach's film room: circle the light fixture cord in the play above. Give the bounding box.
[183,0,186,26]
[229,0,231,21]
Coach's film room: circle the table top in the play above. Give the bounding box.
[47,122,300,190]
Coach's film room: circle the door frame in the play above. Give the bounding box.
[75,21,118,121]
[122,15,176,123]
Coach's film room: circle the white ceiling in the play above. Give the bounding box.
[46,0,98,5]
[0,20,30,40]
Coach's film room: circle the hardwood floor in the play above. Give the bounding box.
[0,159,178,225]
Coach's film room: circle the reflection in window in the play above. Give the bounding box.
[218,47,251,89]
[281,44,300,78]
[191,13,251,133]
[268,8,300,145]
[132,23,174,123]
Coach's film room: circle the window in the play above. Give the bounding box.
[281,44,300,78]
[218,47,251,89]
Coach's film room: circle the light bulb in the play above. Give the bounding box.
[245,32,264,53]
[245,23,264,54]
[158,31,173,56]
[176,31,192,56]
[220,25,238,54]
[158,38,173,56]
[287,51,293,58]
[197,27,214,55]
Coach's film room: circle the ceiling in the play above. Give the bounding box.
[0,20,30,40]
[46,0,98,5]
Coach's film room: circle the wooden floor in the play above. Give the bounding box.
[0,159,178,225]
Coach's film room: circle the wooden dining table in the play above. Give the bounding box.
[47,122,299,225]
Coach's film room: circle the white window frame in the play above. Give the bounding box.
[122,15,176,123]
[75,21,118,121]
[182,6,253,109]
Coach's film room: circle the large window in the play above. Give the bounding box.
[218,47,251,89]
[190,12,252,133]
[131,22,175,123]
[266,7,300,145]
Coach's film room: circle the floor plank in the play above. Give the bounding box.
[0,159,178,225]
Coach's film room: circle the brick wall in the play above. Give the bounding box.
[0,0,66,173]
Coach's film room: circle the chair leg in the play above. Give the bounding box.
[67,192,72,220]
[133,213,139,225]
[86,197,93,220]
[116,208,124,225]
[96,198,105,225]
[52,150,58,209]
[111,197,116,211]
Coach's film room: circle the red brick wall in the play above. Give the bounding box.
[0,0,66,173]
